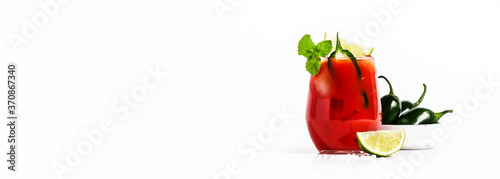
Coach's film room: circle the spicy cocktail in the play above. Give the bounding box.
[306,56,381,151]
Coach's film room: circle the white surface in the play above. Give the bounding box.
[0,0,500,179]
[380,124,440,149]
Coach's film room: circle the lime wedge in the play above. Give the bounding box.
[325,32,373,57]
[356,129,405,157]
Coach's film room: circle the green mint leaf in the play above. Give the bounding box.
[304,49,316,60]
[306,57,321,76]
[298,34,333,76]
[298,34,315,56]
[316,40,332,57]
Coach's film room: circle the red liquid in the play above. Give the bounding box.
[306,56,381,151]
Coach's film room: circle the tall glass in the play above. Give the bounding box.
[306,56,381,152]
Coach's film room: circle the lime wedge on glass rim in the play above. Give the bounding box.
[356,129,405,157]
[324,32,374,57]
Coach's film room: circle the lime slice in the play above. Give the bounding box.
[356,129,405,157]
[324,32,373,57]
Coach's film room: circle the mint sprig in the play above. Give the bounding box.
[297,34,332,76]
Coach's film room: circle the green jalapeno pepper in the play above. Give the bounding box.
[401,84,427,112]
[378,76,401,124]
[396,108,453,125]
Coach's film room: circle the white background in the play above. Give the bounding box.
[1,0,500,178]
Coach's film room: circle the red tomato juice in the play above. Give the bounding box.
[306,56,381,151]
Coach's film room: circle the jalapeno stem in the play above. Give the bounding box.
[435,110,453,121]
[328,32,362,79]
[412,84,427,107]
[378,76,395,95]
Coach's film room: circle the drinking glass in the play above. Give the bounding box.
[306,56,381,152]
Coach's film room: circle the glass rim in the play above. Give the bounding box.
[322,56,374,61]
